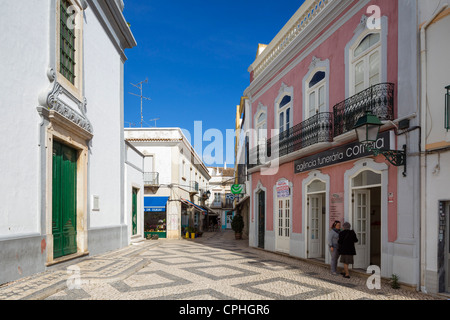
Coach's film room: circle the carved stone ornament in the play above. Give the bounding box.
[354,15,368,34]
[308,56,322,71]
[39,68,93,134]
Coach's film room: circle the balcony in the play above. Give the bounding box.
[211,195,234,209]
[333,83,394,137]
[248,112,333,169]
[144,172,159,186]
[189,181,199,194]
[246,83,395,171]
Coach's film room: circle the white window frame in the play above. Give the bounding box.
[302,57,330,122]
[56,0,84,101]
[253,102,268,149]
[277,96,292,135]
[255,111,267,146]
[274,84,294,135]
[345,15,388,99]
[305,70,327,119]
[350,31,382,96]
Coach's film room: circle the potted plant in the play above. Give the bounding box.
[231,214,244,240]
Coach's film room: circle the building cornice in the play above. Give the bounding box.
[86,0,137,62]
[245,0,364,99]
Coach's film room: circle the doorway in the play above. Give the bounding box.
[226,212,233,229]
[276,197,291,253]
[307,180,326,259]
[257,191,265,249]
[132,188,138,236]
[52,141,78,259]
[351,170,382,270]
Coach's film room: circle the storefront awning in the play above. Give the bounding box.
[181,198,207,213]
[144,196,169,212]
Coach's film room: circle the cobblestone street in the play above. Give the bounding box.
[0,230,445,302]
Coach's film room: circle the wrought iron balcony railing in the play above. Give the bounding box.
[190,181,199,193]
[333,83,394,137]
[144,172,159,186]
[211,196,234,209]
[247,112,333,169]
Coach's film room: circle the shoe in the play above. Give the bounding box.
[331,272,337,275]
[340,272,346,276]
[343,275,350,279]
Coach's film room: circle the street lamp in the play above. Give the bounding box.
[353,111,407,177]
[202,190,211,200]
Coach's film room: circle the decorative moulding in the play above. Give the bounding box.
[39,68,93,135]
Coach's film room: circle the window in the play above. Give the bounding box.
[181,160,186,179]
[278,95,292,135]
[60,0,76,84]
[352,33,381,95]
[307,71,326,118]
[57,0,83,97]
[255,112,267,146]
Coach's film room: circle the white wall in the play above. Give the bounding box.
[0,0,50,236]
[124,143,144,241]
[424,14,450,144]
[83,7,123,228]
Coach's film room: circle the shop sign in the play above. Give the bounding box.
[294,131,391,174]
[276,179,290,198]
[231,184,245,195]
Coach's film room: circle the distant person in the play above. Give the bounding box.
[338,222,358,279]
[328,221,341,275]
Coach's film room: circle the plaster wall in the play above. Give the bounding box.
[0,0,50,237]
[84,7,124,228]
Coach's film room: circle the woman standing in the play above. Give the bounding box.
[328,221,341,275]
[338,222,358,279]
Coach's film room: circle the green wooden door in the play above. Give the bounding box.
[132,188,138,235]
[52,141,78,259]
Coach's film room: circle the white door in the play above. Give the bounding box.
[308,195,323,258]
[353,190,370,269]
[276,198,290,253]
[226,213,232,229]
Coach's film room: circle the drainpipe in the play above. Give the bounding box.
[419,3,448,293]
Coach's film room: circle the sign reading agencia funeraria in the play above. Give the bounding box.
[294,131,391,174]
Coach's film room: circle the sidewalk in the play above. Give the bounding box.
[0,240,159,300]
[0,230,446,300]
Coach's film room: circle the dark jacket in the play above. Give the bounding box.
[338,229,358,255]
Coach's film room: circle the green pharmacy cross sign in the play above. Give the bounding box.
[231,184,245,195]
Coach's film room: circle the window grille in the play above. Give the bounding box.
[60,0,76,84]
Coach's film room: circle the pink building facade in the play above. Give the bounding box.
[243,0,422,288]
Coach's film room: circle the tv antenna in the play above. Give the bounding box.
[149,118,160,127]
[129,78,151,127]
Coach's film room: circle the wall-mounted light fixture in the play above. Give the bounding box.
[353,111,407,177]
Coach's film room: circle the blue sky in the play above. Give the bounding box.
[123,0,305,166]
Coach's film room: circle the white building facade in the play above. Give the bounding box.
[206,167,235,230]
[124,128,211,239]
[0,0,136,285]
[418,0,450,294]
